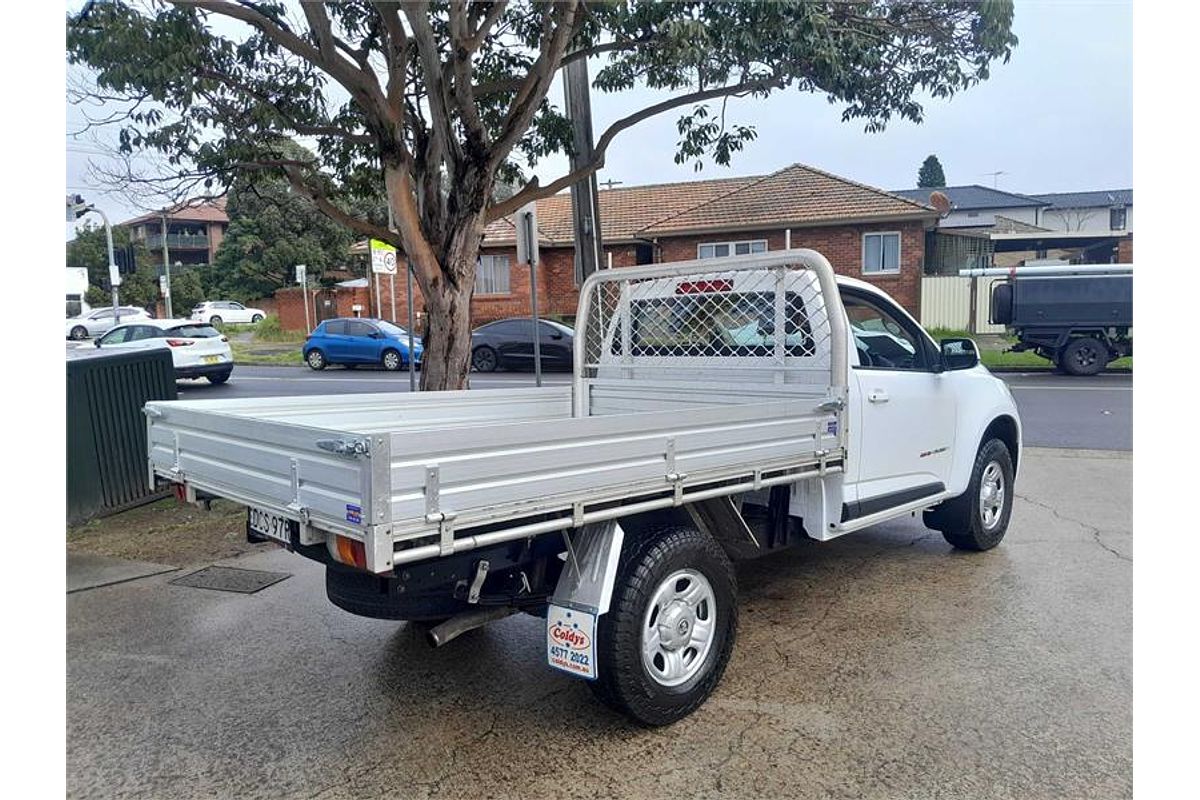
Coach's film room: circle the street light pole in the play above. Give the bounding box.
[161,214,173,318]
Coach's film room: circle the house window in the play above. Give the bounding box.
[1110,207,1127,231]
[476,255,510,295]
[862,232,901,274]
[697,240,767,259]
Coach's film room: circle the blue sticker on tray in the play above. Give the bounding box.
[345,504,362,524]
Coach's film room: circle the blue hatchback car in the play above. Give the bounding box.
[304,318,423,371]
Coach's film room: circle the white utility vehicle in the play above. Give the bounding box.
[190,300,267,326]
[146,251,1020,725]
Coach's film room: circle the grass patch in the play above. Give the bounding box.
[251,314,304,343]
[231,341,304,366]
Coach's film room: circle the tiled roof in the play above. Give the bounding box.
[891,185,1047,210]
[121,197,228,226]
[482,174,754,245]
[642,163,934,235]
[482,163,933,246]
[1032,189,1132,209]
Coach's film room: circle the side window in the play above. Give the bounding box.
[843,293,927,371]
[323,320,348,335]
[347,321,376,337]
[93,309,113,319]
[229,302,245,310]
[127,326,159,341]
[100,327,132,344]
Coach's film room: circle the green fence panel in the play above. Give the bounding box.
[67,349,178,525]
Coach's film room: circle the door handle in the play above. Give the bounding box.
[868,389,890,404]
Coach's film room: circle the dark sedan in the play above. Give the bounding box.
[470,317,574,372]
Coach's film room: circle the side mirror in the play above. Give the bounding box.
[94,339,102,348]
[550,331,563,340]
[940,337,980,371]
[369,331,385,339]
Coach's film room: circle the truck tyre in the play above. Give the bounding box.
[589,525,737,727]
[924,438,1014,552]
[1060,337,1107,376]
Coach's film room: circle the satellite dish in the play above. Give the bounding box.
[928,191,952,217]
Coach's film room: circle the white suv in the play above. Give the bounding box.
[190,300,266,326]
[94,319,234,384]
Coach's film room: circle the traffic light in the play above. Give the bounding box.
[67,194,89,221]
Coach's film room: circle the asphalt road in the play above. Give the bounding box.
[66,448,1131,799]
[171,365,1132,451]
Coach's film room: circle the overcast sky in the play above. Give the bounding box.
[66,0,1132,231]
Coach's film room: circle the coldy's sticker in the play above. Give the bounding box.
[546,604,598,680]
[345,504,362,524]
[826,419,839,436]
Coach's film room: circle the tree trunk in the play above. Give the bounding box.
[418,269,475,390]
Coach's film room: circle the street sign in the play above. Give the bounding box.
[516,201,539,267]
[159,275,170,297]
[108,264,122,288]
[295,264,306,284]
[370,239,398,275]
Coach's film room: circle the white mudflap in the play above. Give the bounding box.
[546,604,597,680]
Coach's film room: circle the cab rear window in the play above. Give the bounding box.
[168,325,221,338]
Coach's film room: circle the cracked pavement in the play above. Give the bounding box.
[67,447,1130,800]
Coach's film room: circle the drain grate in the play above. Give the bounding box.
[170,566,290,594]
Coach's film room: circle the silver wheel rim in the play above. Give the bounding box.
[309,352,323,367]
[641,569,716,687]
[384,352,400,369]
[978,461,1005,530]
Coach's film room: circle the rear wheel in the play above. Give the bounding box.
[306,349,327,370]
[472,346,498,373]
[1060,337,1108,376]
[381,349,403,371]
[207,370,231,385]
[589,525,737,726]
[924,438,1014,551]
[69,326,88,340]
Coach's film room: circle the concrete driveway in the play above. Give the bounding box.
[67,447,1131,799]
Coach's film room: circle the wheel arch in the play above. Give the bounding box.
[982,414,1020,473]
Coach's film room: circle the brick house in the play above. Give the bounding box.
[279,163,936,331]
[120,198,229,267]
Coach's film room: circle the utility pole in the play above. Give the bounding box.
[563,57,604,282]
[160,214,173,318]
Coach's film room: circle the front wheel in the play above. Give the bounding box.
[589,525,737,726]
[251,314,264,324]
[381,349,403,371]
[69,326,88,341]
[924,438,1014,551]
[472,346,498,373]
[209,315,223,327]
[306,349,327,370]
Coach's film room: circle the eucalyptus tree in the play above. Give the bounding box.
[68,0,1016,388]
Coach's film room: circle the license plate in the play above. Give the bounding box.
[247,506,297,548]
[202,355,221,364]
[546,604,598,680]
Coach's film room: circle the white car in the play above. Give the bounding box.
[66,306,151,340]
[94,319,234,384]
[190,300,266,326]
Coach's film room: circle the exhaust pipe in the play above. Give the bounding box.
[426,607,516,647]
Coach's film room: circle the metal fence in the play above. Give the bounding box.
[67,349,178,525]
[920,275,1006,334]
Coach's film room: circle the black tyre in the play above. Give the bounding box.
[306,349,327,370]
[207,370,232,385]
[924,438,1015,551]
[251,314,264,323]
[589,525,737,727]
[472,346,498,373]
[1060,337,1108,376]
[209,315,223,326]
[381,349,403,371]
[69,326,88,341]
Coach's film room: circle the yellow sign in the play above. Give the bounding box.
[369,239,398,275]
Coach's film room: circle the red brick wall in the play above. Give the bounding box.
[1117,235,1133,263]
[652,222,925,316]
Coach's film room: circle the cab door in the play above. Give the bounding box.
[842,289,957,520]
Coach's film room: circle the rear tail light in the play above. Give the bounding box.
[676,279,733,294]
[165,339,194,347]
[334,535,367,569]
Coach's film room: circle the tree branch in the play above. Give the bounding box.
[488,75,785,221]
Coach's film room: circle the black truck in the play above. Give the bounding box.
[988,269,1132,376]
